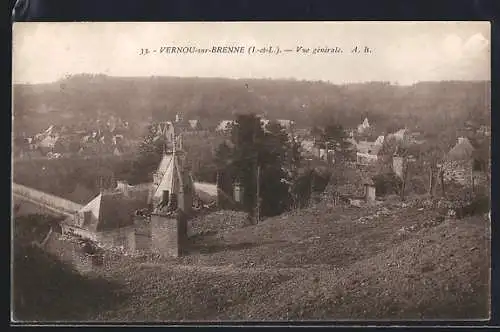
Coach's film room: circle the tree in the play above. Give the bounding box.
[215,114,295,219]
[119,124,169,184]
[214,141,235,208]
[320,122,356,162]
[414,143,444,198]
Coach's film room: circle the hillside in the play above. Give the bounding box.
[19,198,489,322]
[13,76,491,136]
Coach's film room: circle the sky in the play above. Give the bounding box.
[12,21,490,85]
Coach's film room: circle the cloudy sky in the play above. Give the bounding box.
[12,21,490,85]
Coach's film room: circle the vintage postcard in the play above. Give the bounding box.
[11,22,491,323]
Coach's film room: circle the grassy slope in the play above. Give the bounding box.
[84,201,490,322]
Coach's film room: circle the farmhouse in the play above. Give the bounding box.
[441,137,487,187]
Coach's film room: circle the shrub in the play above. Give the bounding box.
[456,193,490,218]
[373,172,403,196]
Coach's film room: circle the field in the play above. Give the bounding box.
[14,196,490,322]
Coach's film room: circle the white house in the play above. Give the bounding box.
[356,140,383,164]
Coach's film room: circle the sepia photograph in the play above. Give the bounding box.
[11,22,491,323]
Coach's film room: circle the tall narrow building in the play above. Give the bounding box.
[149,135,194,257]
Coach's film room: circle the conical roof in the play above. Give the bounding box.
[152,149,193,202]
[153,155,180,200]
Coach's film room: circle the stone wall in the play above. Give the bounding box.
[442,160,473,186]
[12,183,83,215]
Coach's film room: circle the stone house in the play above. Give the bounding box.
[63,190,139,251]
[441,137,487,187]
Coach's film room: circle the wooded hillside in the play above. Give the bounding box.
[13,75,490,137]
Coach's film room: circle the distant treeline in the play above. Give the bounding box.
[13,75,490,137]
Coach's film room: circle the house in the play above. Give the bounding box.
[387,128,410,144]
[300,139,315,151]
[319,148,335,164]
[441,137,486,187]
[374,135,385,145]
[216,120,235,133]
[477,125,491,137]
[357,117,370,133]
[345,129,355,138]
[260,118,271,131]
[67,191,137,232]
[63,190,138,250]
[38,135,59,149]
[356,140,383,164]
[276,119,295,131]
[112,134,124,146]
[188,119,202,131]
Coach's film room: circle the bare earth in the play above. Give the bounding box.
[79,200,490,322]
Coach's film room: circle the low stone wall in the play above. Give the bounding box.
[442,160,473,186]
[12,183,83,215]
